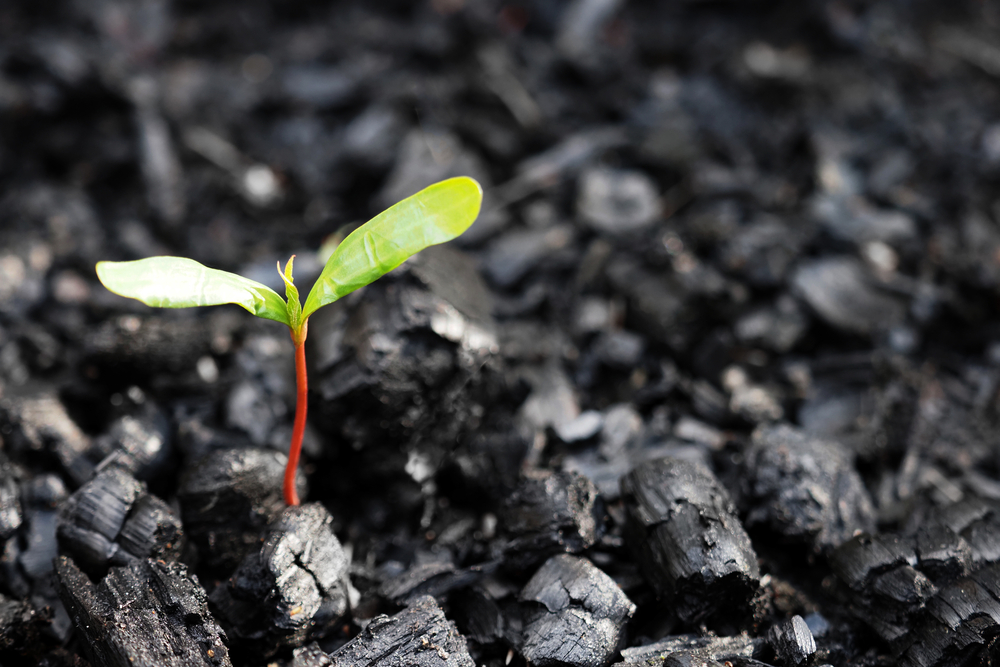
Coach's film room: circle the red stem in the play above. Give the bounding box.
[284,324,308,506]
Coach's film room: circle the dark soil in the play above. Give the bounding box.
[4,0,1000,666]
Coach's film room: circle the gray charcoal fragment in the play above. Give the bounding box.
[898,564,1000,667]
[742,423,875,552]
[0,455,22,540]
[57,466,182,575]
[500,470,603,567]
[576,168,660,235]
[617,633,759,666]
[91,402,172,481]
[734,296,807,353]
[555,411,604,443]
[914,523,972,581]
[810,194,916,245]
[310,244,501,475]
[326,595,474,667]
[791,256,906,335]
[830,534,936,645]
[932,497,1000,567]
[519,554,635,667]
[0,386,92,485]
[482,226,574,288]
[177,448,296,572]
[556,0,625,70]
[84,316,211,376]
[293,642,334,667]
[767,615,816,667]
[56,556,231,667]
[210,503,350,657]
[281,65,357,107]
[0,590,50,655]
[620,458,760,625]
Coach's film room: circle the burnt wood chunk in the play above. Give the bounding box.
[326,595,474,667]
[615,634,759,667]
[519,554,636,667]
[177,448,296,572]
[210,503,351,658]
[57,466,182,575]
[55,556,231,667]
[0,455,22,541]
[767,615,816,666]
[500,470,603,567]
[898,564,1000,667]
[933,498,1000,567]
[742,424,875,552]
[620,458,760,625]
[830,533,936,646]
[292,642,334,667]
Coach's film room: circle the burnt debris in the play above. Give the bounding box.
[741,423,875,553]
[499,470,604,568]
[57,465,182,576]
[620,457,760,627]
[518,554,636,667]
[323,595,474,667]
[177,447,297,572]
[210,503,351,658]
[56,556,231,667]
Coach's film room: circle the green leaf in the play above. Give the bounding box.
[302,176,483,319]
[96,256,291,326]
[278,256,302,331]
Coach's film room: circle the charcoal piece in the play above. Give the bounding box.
[83,316,211,376]
[932,497,1000,567]
[379,561,497,606]
[55,556,231,667]
[91,402,172,481]
[576,167,660,235]
[0,591,50,657]
[500,470,603,568]
[56,466,182,576]
[14,474,68,587]
[177,448,294,572]
[830,534,936,645]
[519,554,635,667]
[293,642,334,667]
[128,76,186,225]
[449,586,506,645]
[210,503,350,657]
[482,226,574,288]
[742,424,875,552]
[790,256,906,336]
[733,296,807,353]
[0,455,22,540]
[657,655,727,667]
[914,523,972,582]
[767,615,816,666]
[604,258,689,351]
[555,411,605,444]
[617,633,759,666]
[620,458,760,625]
[898,564,1000,667]
[326,595,474,667]
[0,386,92,485]
[720,217,806,288]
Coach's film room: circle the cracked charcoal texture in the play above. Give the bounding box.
[325,595,474,667]
[742,423,875,553]
[500,470,603,568]
[177,448,298,572]
[57,465,182,575]
[210,503,351,658]
[55,556,231,667]
[620,457,760,626]
[767,615,816,667]
[519,554,636,667]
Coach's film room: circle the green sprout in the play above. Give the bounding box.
[96,177,483,506]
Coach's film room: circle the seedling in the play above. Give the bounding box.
[96,177,483,506]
